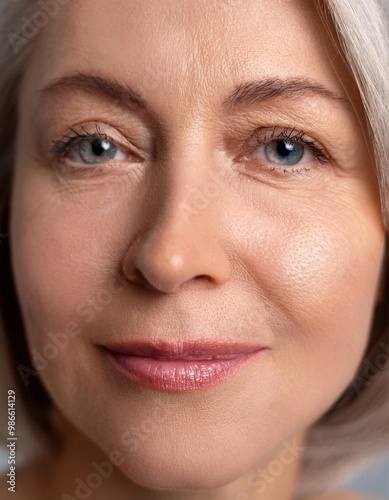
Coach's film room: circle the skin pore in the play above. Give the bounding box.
[4,0,386,499]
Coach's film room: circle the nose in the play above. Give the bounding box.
[121,150,231,294]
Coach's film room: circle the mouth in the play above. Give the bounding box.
[102,339,267,392]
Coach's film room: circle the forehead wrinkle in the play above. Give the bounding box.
[21,0,365,148]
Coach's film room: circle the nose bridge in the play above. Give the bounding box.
[151,123,220,229]
[122,125,230,293]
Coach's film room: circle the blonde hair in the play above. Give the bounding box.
[0,1,387,498]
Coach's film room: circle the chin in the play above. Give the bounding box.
[85,424,250,491]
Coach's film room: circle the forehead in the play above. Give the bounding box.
[26,0,353,107]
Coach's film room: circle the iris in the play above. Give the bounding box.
[77,139,118,164]
[265,140,304,165]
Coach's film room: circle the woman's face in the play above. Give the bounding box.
[11,0,385,492]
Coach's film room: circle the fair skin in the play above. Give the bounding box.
[2,0,386,499]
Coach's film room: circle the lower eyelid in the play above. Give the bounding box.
[241,160,323,183]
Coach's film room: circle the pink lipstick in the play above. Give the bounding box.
[103,339,266,392]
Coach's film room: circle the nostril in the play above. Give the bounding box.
[131,268,158,291]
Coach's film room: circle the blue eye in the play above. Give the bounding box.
[246,128,330,170]
[253,138,314,166]
[69,138,126,165]
[51,126,131,167]
[264,140,305,165]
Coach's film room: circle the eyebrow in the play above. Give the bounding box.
[39,72,147,109]
[39,72,348,111]
[223,77,348,107]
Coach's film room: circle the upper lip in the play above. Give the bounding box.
[103,339,266,360]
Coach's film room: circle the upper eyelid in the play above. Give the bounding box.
[51,124,149,159]
[253,126,321,147]
[50,127,111,153]
[227,101,348,152]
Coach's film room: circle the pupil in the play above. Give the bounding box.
[277,140,294,156]
[91,139,111,156]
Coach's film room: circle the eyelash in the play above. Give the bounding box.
[259,127,329,161]
[245,126,331,175]
[51,125,109,156]
[50,124,331,176]
[50,124,144,176]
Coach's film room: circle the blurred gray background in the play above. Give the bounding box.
[346,453,389,499]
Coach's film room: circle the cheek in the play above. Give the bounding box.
[9,175,136,455]
[8,168,134,412]
[239,195,385,418]
[10,169,129,331]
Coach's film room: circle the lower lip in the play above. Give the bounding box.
[106,350,264,392]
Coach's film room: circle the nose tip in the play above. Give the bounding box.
[132,257,213,294]
[122,227,230,294]
[135,249,195,293]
